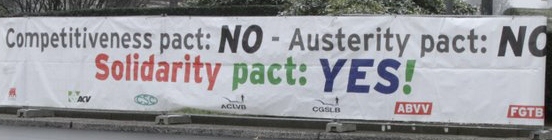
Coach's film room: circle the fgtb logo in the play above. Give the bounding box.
[8,88,16,100]
[68,91,91,103]
[507,105,544,119]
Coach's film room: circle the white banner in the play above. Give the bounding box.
[0,16,546,125]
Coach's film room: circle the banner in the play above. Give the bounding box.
[0,16,546,125]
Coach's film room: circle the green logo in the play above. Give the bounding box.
[68,91,80,102]
[68,91,91,103]
[134,94,158,106]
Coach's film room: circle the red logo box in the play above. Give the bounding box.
[8,88,15,97]
[507,105,544,119]
[394,102,432,115]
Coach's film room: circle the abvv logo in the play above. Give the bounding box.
[394,102,432,115]
[221,95,246,110]
[67,91,91,103]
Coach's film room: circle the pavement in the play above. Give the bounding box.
[0,106,544,140]
[0,125,246,140]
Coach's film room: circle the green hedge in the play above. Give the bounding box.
[9,5,283,17]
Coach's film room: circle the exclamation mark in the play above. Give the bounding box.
[403,60,416,95]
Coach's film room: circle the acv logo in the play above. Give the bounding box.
[134,94,158,106]
[68,91,91,103]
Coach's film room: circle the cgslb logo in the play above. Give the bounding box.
[312,97,340,113]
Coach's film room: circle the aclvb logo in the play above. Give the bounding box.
[67,91,92,103]
[312,97,340,113]
[221,95,246,110]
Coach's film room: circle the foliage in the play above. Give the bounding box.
[11,5,282,17]
[1,0,478,16]
[413,0,446,14]
[280,0,478,15]
[0,0,149,15]
[0,3,7,16]
[184,0,478,15]
[278,0,328,15]
[380,0,428,14]
[450,0,478,15]
[183,0,287,6]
